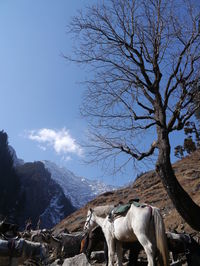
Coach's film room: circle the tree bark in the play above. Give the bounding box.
[155,109,200,230]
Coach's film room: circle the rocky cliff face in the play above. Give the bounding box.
[16,161,76,229]
[8,145,24,166]
[5,145,115,229]
[14,159,115,229]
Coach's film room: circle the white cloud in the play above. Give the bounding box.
[38,145,47,151]
[62,155,72,162]
[27,128,83,157]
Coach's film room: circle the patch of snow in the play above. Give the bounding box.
[43,160,115,209]
[40,193,64,227]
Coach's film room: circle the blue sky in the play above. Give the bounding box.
[0,1,186,187]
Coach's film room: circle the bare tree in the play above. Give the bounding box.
[67,0,200,230]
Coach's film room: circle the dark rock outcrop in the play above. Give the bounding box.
[16,161,76,229]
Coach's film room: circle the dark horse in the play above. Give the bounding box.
[167,232,200,266]
[80,225,142,266]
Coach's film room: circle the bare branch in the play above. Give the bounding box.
[67,0,200,173]
[120,140,157,160]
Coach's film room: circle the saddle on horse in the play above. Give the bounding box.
[108,198,146,222]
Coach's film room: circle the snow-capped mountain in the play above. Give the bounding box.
[43,160,115,209]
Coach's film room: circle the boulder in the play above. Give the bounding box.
[90,251,105,262]
[62,253,91,266]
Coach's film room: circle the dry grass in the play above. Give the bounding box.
[53,150,200,238]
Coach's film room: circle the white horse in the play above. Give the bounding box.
[84,204,169,266]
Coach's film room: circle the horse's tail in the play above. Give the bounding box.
[152,207,169,266]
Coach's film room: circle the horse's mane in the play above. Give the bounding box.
[92,205,114,217]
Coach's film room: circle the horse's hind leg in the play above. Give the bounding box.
[136,234,156,266]
[143,243,156,266]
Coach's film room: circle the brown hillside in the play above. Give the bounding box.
[53,150,200,237]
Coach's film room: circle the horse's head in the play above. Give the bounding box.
[84,208,96,231]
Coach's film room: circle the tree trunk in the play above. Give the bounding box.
[156,126,200,231]
[154,93,200,231]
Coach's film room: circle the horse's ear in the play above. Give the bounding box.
[89,208,93,213]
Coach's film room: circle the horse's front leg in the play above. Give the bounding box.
[103,240,108,266]
[116,241,123,266]
[106,236,115,266]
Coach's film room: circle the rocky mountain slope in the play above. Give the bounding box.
[43,160,115,209]
[54,150,200,238]
[8,146,114,229]
[16,161,76,229]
